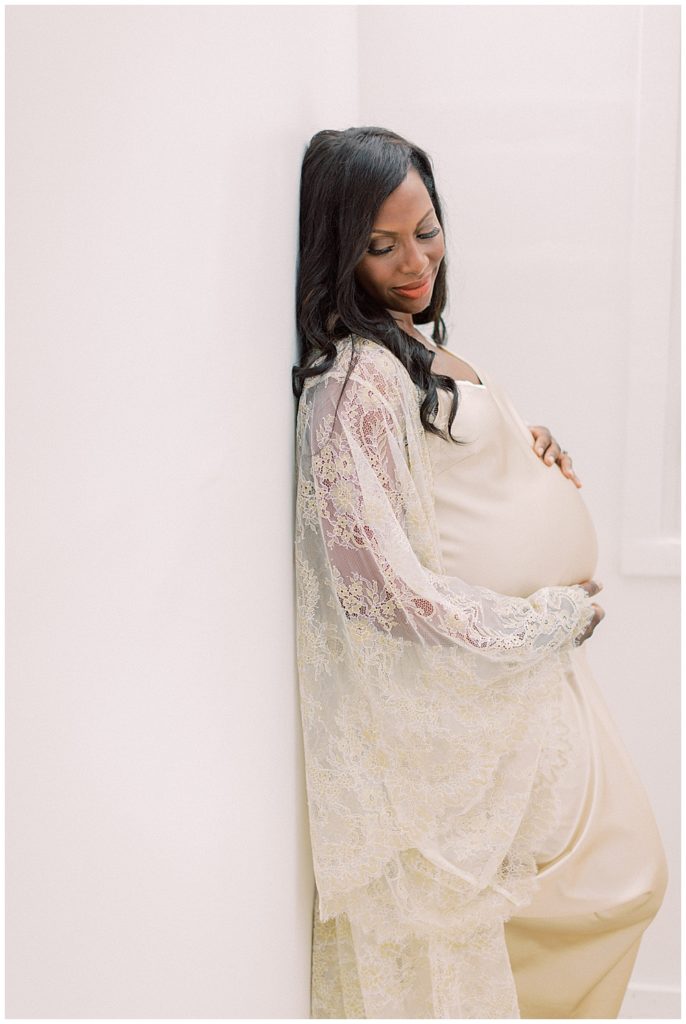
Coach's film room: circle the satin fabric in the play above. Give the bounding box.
[429,359,668,1017]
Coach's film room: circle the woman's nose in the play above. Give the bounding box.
[399,239,430,275]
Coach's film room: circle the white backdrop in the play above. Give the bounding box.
[6,4,679,1019]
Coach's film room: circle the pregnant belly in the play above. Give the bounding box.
[434,463,599,598]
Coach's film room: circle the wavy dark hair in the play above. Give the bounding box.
[292,125,467,445]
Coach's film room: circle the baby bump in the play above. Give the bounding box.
[434,459,599,597]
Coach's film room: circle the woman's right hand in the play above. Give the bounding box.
[573,579,605,646]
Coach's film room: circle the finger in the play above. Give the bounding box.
[529,426,551,455]
[529,425,547,442]
[559,453,582,486]
[543,443,560,465]
[591,605,605,625]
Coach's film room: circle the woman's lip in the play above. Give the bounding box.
[393,275,432,297]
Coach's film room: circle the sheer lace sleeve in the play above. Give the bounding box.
[295,337,595,959]
[298,340,594,672]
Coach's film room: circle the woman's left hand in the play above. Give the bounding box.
[528,425,583,488]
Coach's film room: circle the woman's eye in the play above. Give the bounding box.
[367,226,441,256]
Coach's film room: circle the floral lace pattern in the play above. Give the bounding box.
[295,337,597,1017]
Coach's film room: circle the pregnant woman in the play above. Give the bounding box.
[292,126,667,1018]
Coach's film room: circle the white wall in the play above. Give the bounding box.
[358,4,680,1012]
[6,5,357,1017]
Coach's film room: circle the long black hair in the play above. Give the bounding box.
[292,125,467,445]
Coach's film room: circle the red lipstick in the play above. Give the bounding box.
[393,274,432,299]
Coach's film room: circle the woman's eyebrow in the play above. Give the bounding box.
[370,207,435,235]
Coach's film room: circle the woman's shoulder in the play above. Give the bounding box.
[344,335,417,407]
[305,334,406,391]
[344,338,423,441]
[346,334,411,384]
[304,335,413,429]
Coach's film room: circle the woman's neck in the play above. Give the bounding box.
[389,312,428,345]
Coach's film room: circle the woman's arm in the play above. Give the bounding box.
[297,347,595,682]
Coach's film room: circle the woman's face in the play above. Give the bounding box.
[354,166,445,318]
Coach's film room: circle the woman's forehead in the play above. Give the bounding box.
[373,171,434,230]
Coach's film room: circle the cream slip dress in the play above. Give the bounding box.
[311,343,668,1019]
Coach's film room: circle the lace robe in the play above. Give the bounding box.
[294,336,596,1016]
